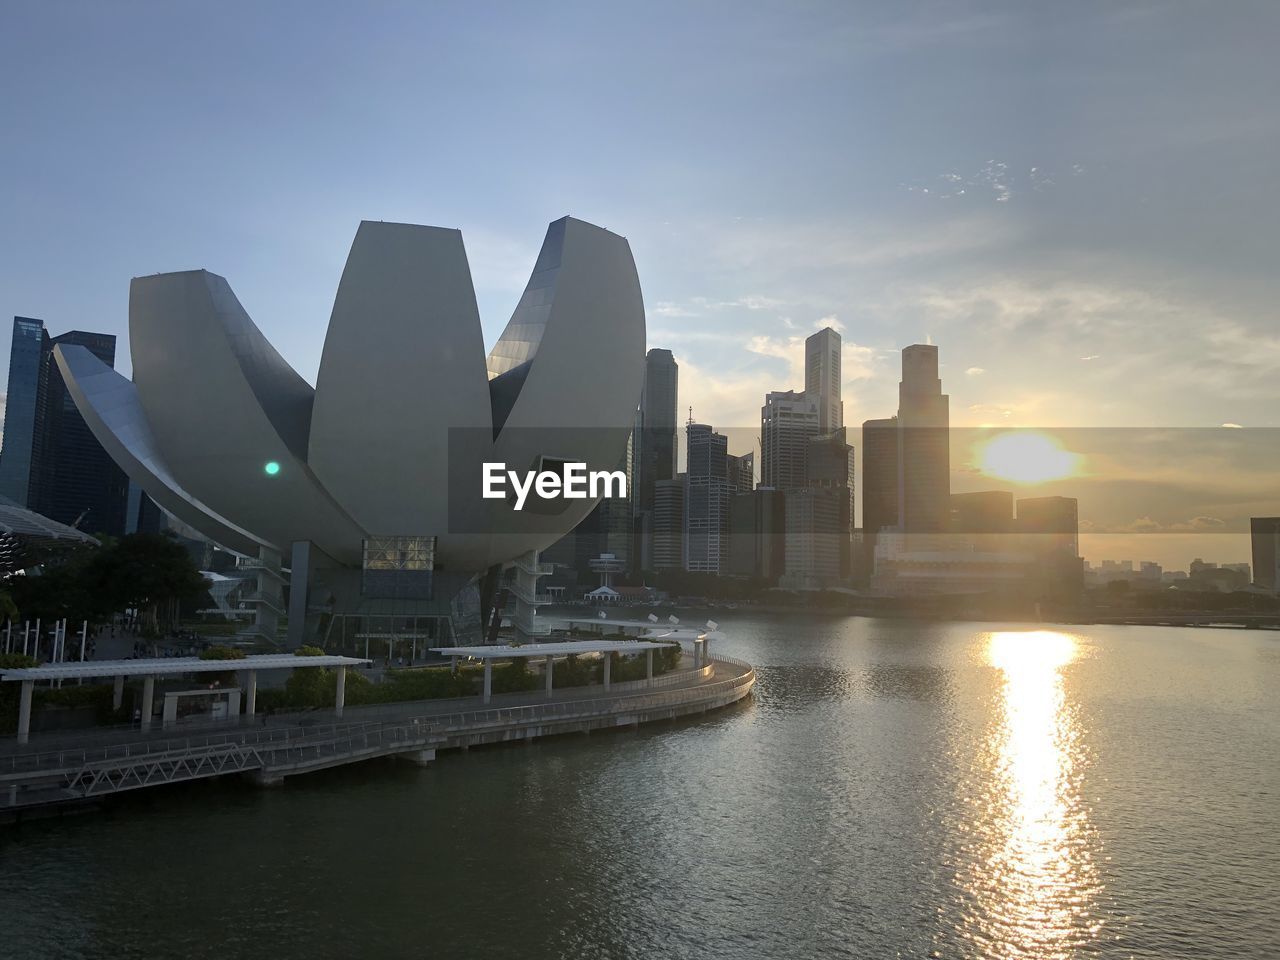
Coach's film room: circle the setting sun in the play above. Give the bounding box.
[977,431,1082,484]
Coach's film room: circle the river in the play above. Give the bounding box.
[2,614,1277,959]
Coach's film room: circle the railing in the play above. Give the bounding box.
[0,717,419,778]
[2,657,755,782]
[240,591,286,612]
[511,556,554,577]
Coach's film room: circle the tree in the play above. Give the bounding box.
[89,533,211,634]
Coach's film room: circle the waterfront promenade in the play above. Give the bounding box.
[1,652,755,817]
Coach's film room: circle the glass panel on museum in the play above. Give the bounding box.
[362,535,436,599]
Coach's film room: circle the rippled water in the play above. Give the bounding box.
[2,616,1277,959]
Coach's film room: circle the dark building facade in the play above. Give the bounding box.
[860,416,899,574]
[0,317,128,536]
[632,348,679,572]
[727,487,786,581]
[684,422,729,573]
[1251,517,1280,594]
[897,344,950,534]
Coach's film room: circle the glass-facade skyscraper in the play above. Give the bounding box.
[0,317,129,536]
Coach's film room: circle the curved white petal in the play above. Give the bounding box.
[53,343,270,557]
[308,221,493,562]
[483,217,646,564]
[129,270,367,562]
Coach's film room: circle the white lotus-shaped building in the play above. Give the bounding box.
[54,216,645,645]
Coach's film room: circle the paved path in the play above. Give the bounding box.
[1,655,716,760]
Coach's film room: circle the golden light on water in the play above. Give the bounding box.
[977,432,1081,484]
[961,630,1102,958]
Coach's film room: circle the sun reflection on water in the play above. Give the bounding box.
[959,630,1102,958]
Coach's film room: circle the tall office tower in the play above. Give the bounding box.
[633,348,679,514]
[950,490,1014,551]
[0,317,128,535]
[783,489,845,587]
[783,427,855,585]
[726,488,785,581]
[896,344,950,533]
[576,443,633,571]
[805,326,843,433]
[651,476,685,571]
[860,416,899,573]
[761,390,820,491]
[1251,517,1280,594]
[1017,495,1083,590]
[683,422,729,573]
[728,451,754,495]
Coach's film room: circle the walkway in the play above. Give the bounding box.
[1,655,755,816]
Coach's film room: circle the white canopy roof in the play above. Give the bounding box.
[0,654,371,682]
[430,640,674,660]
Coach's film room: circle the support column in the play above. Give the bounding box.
[646,649,654,688]
[140,676,155,731]
[450,656,458,674]
[245,670,258,718]
[483,660,493,704]
[334,665,346,718]
[17,680,33,745]
[112,675,124,711]
[545,655,554,696]
[603,654,612,692]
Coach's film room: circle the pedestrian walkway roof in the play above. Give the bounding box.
[0,654,371,682]
[430,640,674,660]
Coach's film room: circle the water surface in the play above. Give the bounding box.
[2,615,1276,959]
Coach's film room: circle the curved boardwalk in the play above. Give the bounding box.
[1,655,754,818]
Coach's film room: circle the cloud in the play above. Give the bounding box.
[1221,422,1244,429]
[1113,515,1228,534]
[965,366,985,376]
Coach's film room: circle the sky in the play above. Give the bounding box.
[2,0,1278,568]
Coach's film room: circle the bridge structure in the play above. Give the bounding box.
[1,645,755,817]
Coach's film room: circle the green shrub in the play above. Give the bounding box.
[294,645,326,657]
[491,659,538,694]
[199,644,246,660]
[0,652,37,669]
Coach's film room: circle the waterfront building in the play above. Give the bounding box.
[1248,519,1278,593]
[55,216,646,647]
[728,451,754,495]
[632,348,678,571]
[651,475,685,571]
[785,427,855,583]
[0,317,129,536]
[860,416,899,575]
[761,390,819,491]
[897,344,950,534]
[805,326,843,434]
[633,348,679,513]
[727,487,786,581]
[684,422,729,573]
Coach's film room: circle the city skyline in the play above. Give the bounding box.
[3,2,1277,571]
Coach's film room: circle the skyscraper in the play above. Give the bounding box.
[805,326,843,433]
[897,344,949,533]
[633,348,679,514]
[783,427,855,587]
[684,422,729,573]
[632,348,678,573]
[761,390,819,491]
[652,476,685,571]
[728,450,754,495]
[860,416,899,573]
[1249,517,1279,594]
[0,317,129,535]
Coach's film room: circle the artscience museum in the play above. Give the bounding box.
[54,216,645,648]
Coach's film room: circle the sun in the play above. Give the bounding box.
[977,431,1081,484]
